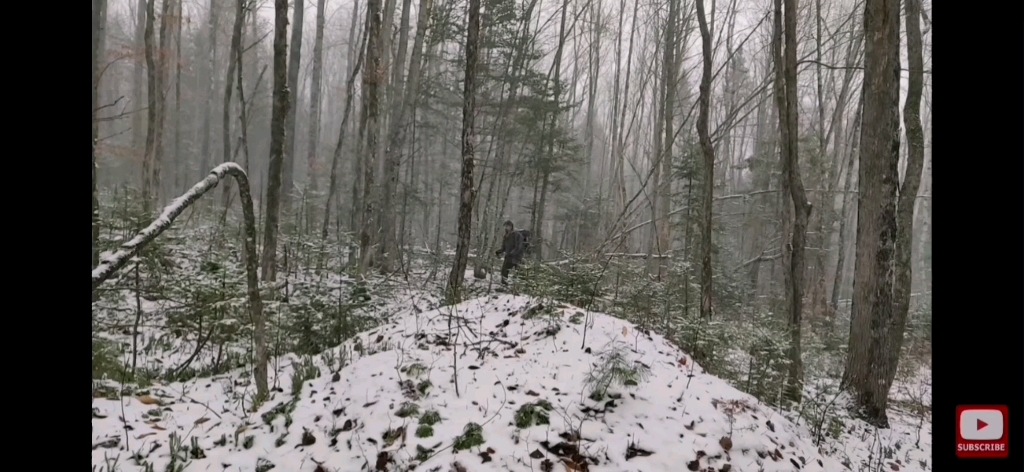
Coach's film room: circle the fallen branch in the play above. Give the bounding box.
[602,253,672,260]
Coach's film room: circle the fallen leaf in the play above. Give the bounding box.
[719,437,733,451]
[194,417,210,425]
[137,395,161,405]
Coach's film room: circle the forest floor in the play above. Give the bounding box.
[91,219,930,472]
[92,280,930,472]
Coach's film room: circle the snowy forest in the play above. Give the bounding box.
[91,0,932,470]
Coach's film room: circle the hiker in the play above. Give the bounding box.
[495,221,528,285]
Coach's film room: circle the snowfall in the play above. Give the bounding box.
[92,288,931,472]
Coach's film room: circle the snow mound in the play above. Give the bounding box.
[92,294,843,471]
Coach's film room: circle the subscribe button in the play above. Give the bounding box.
[956,405,1009,458]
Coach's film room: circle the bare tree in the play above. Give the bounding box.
[357,0,385,272]
[306,0,327,197]
[282,0,305,216]
[774,0,811,403]
[844,0,902,427]
[377,0,415,272]
[141,0,159,211]
[93,0,108,268]
[446,0,482,303]
[260,0,292,283]
[200,0,219,180]
[220,0,245,204]
[877,0,927,418]
[695,0,714,319]
[133,0,147,161]
[322,4,367,240]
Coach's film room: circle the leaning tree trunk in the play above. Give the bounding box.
[844,0,902,428]
[779,0,812,404]
[446,0,482,304]
[260,0,292,283]
[695,0,715,319]
[93,163,267,402]
[282,0,304,219]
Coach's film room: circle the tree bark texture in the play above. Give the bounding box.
[845,0,902,427]
[260,0,292,283]
[446,0,482,303]
[282,0,305,215]
[695,0,715,319]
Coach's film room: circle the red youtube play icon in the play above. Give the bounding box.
[956,405,1009,458]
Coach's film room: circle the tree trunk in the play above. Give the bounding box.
[201,0,218,181]
[93,0,107,269]
[220,0,244,204]
[133,0,147,171]
[695,0,714,319]
[655,0,679,277]
[844,0,902,427]
[322,10,368,240]
[358,0,385,272]
[173,0,184,194]
[377,0,418,271]
[878,0,926,417]
[445,0,482,303]
[778,0,811,404]
[282,0,305,218]
[153,0,173,205]
[306,0,327,197]
[141,0,159,212]
[831,96,862,310]
[533,0,571,260]
[260,0,292,283]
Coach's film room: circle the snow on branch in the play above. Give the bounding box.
[92,162,249,290]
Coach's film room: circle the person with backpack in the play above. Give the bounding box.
[495,221,529,285]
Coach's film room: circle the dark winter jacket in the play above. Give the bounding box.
[497,230,526,265]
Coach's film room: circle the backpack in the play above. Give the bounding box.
[515,229,531,252]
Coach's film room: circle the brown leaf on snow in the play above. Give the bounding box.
[151,425,166,431]
[136,395,162,405]
[194,417,210,425]
[719,437,733,451]
[136,432,156,440]
[889,463,900,471]
[621,327,629,337]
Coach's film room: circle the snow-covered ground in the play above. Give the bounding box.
[92,293,931,472]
